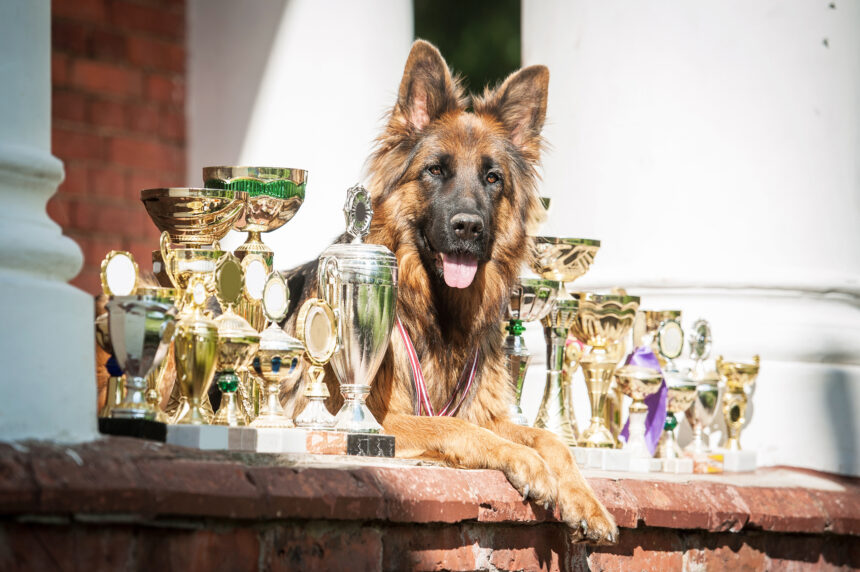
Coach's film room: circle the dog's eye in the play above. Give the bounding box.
[427,165,443,177]
[486,172,500,184]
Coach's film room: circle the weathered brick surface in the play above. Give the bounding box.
[50,0,186,295]
[0,439,858,570]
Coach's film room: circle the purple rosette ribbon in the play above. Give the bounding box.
[619,346,668,456]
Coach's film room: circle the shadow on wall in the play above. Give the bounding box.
[188,0,287,175]
[822,358,858,476]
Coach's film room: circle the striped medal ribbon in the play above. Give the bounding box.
[395,317,479,417]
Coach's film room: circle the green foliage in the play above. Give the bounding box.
[414,0,521,95]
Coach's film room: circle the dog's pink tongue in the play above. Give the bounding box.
[442,253,478,288]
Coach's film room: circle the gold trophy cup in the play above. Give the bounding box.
[614,365,663,458]
[570,292,641,448]
[656,372,697,459]
[717,355,760,451]
[532,237,601,446]
[202,166,307,265]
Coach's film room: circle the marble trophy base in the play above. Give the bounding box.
[718,449,757,472]
[98,417,167,442]
[165,425,395,457]
[571,447,694,474]
[255,428,395,457]
[167,425,257,451]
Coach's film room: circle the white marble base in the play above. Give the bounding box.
[571,447,663,472]
[662,457,694,474]
[167,425,257,451]
[254,428,311,454]
[719,449,757,472]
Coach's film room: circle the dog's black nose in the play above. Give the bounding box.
[451,213,483,240]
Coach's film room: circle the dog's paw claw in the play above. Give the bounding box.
[580,519,588,534]
[522,485,530,501]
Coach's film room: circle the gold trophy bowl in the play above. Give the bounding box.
[570,292,640,448]
[717,355,760,451]
[202,166,307,260]
[532,237,601,283]
[141,188,248,246]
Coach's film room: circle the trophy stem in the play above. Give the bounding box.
[624,404,651,458]
[687,425,707,454]
[235,231,274,267]
[503,325,532,427]
[334,384,382,433]
[295,367,336,430]
[250,381,295,428]
[213,372,248,427]
[237,368,260,421]
[656,414,681,459]
[723,391,747,451]
[111,376,157,420]
[534,326,578,446]
[578,348,618,448]
[176,396,209,425]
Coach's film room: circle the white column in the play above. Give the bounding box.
[188,0,414,271]
[522,0,860,475]
[0,0,98,442]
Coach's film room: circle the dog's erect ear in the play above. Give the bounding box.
[477,66,549,155]
[392,40,462,131]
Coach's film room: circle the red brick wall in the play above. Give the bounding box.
[49,0,186,295]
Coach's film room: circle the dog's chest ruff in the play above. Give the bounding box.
[395,317,479,416]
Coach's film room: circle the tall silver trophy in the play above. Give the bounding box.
[107,294,177,420]
[317,185,398,433]
[504,278,561,425]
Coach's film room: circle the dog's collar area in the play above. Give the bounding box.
[396,317,479,416]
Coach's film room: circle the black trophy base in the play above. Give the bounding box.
[98,417,167,442]
[346,433,395,457]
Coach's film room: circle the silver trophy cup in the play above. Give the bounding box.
[106,295,177,420]
[317,185,398,433]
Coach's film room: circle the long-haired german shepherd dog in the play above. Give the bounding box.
[284,40,617,543]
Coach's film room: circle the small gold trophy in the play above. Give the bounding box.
[212,254,261,427]
[294,297,339,430]
[614,365,663,458]
[250,272,305,428]
[531,237,601,445]
[716,355,760,450]
[173,276,219,424]
[656,372,697,459]
[570,292,640,448]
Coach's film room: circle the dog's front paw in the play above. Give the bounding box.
[497,443,559,508]
[557,482,618,544]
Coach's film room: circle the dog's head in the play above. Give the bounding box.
[368,40,548,327]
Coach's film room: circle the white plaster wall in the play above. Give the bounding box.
[521,0,860,475]
[188,0,414,271]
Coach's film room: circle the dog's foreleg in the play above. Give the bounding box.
[383,413,559,507]
[489,419,618,544]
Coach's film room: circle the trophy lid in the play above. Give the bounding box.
[296,298,338,365]
[100,250,139,296]
[259,323,304,352]
[319,184,398,283]
[215,310,260,341]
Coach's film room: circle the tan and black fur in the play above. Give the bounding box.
[283,40,617,543]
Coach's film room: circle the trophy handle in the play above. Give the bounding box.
[317,255,341,308]
[159,231,179,289]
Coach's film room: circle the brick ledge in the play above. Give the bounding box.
[0,437,857,537]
